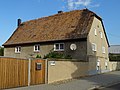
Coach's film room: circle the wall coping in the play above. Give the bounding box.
[47,58,88,62]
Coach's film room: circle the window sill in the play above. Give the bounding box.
[54,49,64,51]
[34,51,40,53]
[15,52,21,54]
[92,50,97,52]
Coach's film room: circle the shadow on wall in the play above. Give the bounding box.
[70,41,98,79]
[69,41,120,89]
[116,62,120,70]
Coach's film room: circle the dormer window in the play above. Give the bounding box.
[15,46,21,53]
[34,44,40,52]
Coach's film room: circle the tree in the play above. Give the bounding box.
[0,47,4,56]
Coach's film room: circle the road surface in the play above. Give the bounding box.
[101,83,120,90]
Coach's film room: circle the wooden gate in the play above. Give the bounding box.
[30,59,45,85]
[0,57,45,89]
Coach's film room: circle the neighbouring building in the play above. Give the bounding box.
[3,9,109,73]
[109,45,120,54]
[109,45,120,61]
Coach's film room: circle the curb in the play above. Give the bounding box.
[88,81,120,90]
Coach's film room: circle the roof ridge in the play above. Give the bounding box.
[23,9,95,24]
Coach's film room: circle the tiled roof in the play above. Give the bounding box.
[3,9,98,46]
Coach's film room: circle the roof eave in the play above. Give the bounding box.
[3,38,87,46]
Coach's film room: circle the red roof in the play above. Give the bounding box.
[3,9,98,46]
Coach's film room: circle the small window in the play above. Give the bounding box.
[105,60,108,70]
[100,32,103,38]
[15,46,21,53]
[102,46,105,53]
[36,63,42,70]
[94,28,97,36]
[34,45,40,52]
[92,43,97,51]
[97,60,100,71]
[54,43,64,51]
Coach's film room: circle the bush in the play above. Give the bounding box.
[43,51,72,59]
[36,54,41,58]
[0,47,4,56]
[109,53,120,61]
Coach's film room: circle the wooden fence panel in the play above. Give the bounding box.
[0,57,28,89]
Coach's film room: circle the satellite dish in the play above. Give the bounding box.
[70,44,77,50]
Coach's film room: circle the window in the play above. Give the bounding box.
[97,60,100,71]
[105,60,108,70]
[92,43,97,51]
[34,45,40,52]
[94,28,97,36]
[15,46,21,53]
[102,46,105,53]
[54,43,64,51]
[36,63,42,70]
[100,32,103,38]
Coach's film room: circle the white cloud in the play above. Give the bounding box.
[63,0,99,10]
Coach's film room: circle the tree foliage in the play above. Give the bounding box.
[109,53,120,61]
[0,47,4,56]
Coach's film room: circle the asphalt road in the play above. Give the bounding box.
[5,71,120,90]
[101,83,120,90]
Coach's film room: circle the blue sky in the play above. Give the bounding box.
[0,0,120,46]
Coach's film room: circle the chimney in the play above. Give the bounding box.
[17,19,21,26]
[58,11,63,14]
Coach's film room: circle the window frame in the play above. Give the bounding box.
[105,60,108,70]
[94,28,97,36]
[54,43,64,51]
[34,44,40,52]
[92,43,97,51]
[97,60,100,71]
[102,46,105,54]
[15,46,21,53]
[100,31,103,38]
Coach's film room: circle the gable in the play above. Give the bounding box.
[87,16,109,57]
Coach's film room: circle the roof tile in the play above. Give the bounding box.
[3,9,95,46]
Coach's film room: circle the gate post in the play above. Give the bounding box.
[28,58,31,86]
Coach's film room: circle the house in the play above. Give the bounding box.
[109,45,120,54]
[109,45,120,61]
[3,9,109,69]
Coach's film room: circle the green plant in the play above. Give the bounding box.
[0,47,4,56]
[43,51,72,59]
[36,54,41,58]
[109,53,120,61]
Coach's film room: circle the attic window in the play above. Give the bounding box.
[100,32,103,38]
[102,46,105,53]
[54,43,64,51]
[15,46,21,53]
[34,44,40,52]
[94,28,97,36]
